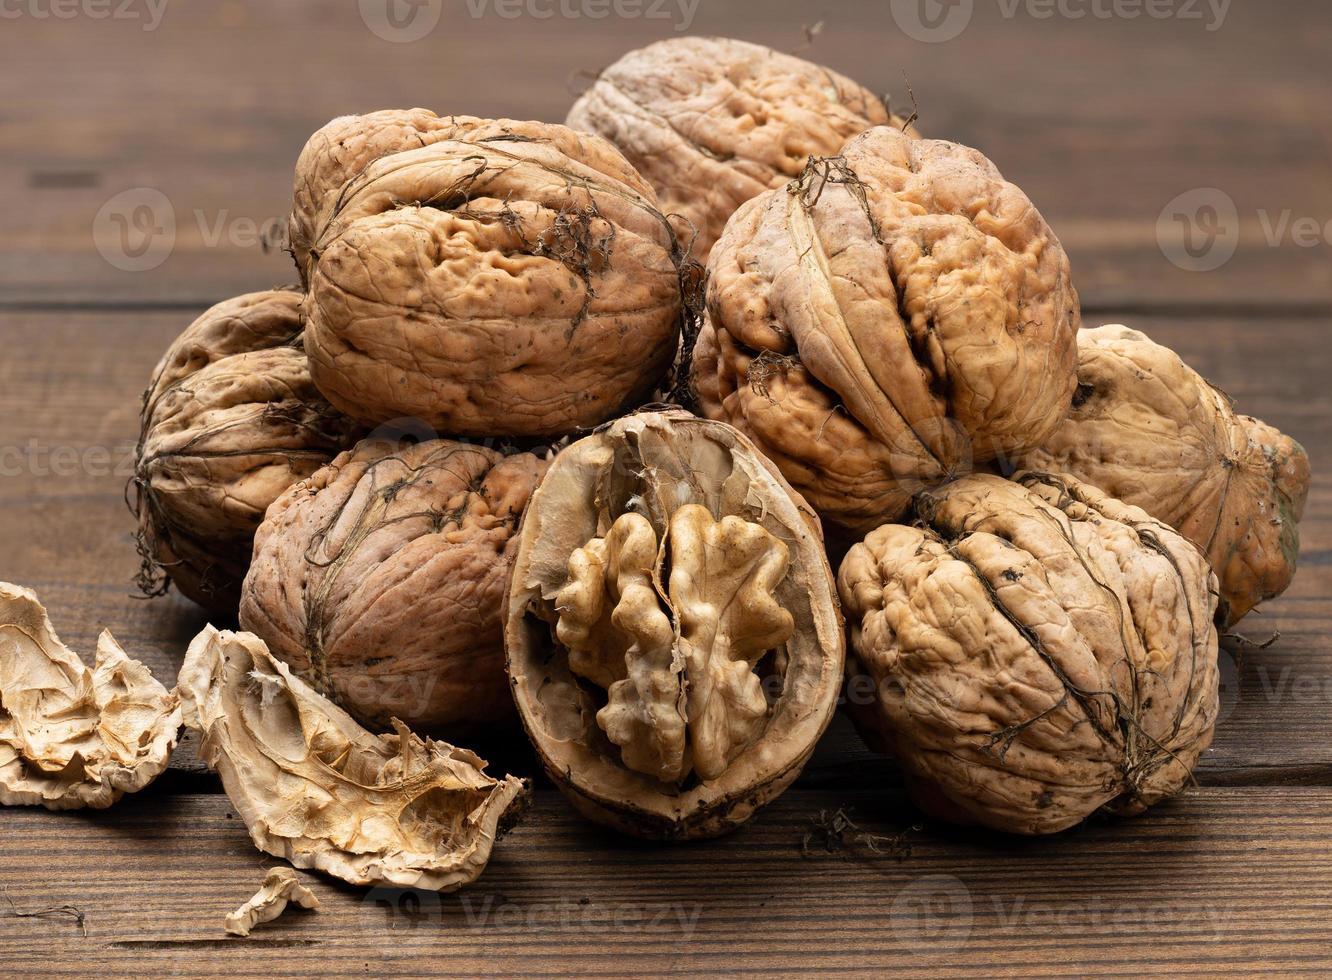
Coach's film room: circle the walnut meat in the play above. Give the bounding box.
[0,582,180,810]
[505,411,844,839]
[178,626,528,891]
[133,290,358,615]
[294,110,685,437]
[692,126,1080,536]
[838,473,1220,835]
[567,37,915,264]
[224,868,319,937]
[240,438,549,732]
[1021,325,1310,627]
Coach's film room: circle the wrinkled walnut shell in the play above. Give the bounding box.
[692,126,1080,536]
[567,37,915,264]
[132,290,357,615]
[838,472,1219,835]
[505,410,844,839]
[294,110,685,437]
[240,437,549,732]
[0,582,180,810]
[1021,325,1310,627]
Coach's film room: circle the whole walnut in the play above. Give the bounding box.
[292,110,686,437]
[692,126,1080,537]
[133,290,358,616]
[1021,325,1310,627]
[567,37,916,264]
[838,472,1220,835]
[240,437,549,732]
[505,411,845,839]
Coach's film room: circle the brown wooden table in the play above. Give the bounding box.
[2,1,1329,975]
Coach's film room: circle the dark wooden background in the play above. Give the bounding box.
[1,1,1329,976]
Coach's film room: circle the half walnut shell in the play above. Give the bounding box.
[240,437,549,732]
[294,110,686,438]
[692,126,1080,537]
[838,472,1220,835]
[132,289,358,616]
[1021,325,1309,627]
[504,411,844,839]
[567,36,916,265]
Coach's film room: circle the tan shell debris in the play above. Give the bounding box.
[838,473,1220,835]
[294,110,685,438]
[177,626,528,890]
[692,126,1080,536]
[132,289,358,616]
[567,36,915,264]
[240,438,549,731]
[505,411,844,839]
[1022,325,1310,627]
[0,583,181,810]
[224,867,320,937]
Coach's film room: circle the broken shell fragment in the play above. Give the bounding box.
[0,582,181,810]
[177,626,528,890]
[224,867,320,937]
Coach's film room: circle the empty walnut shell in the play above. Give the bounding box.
[293,110,686,437]
[1021,325,1310,627]
[838,472,1220,835]
[567,37,915,264]
[505,410,844,839]
[240,437,549,732]
[132,290,358,616]
[692,126,1080,536]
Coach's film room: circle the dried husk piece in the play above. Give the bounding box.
[567,36,917,264]
[505,410,844,839]
[240,438,549,731]
[692,127,1080,536]
[177,626,528,890]
[294,110,686,437]
[838,472,1220,835]
[224,867,320,937]
[132,289,358,616]
[0,582,180,810]
[1021,325,1310,627]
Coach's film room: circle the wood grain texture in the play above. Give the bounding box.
[3,789,1332,977]
[3,0,1330,307]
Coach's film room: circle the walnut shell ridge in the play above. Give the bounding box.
[1021,324,1310,627]
[692,126,1080,536]
[505,411,845,839]
[838,472,1220,835]
[240,437,549,732]
[292,110,686,438]
[132,289,358,616]
[567,36,914,265]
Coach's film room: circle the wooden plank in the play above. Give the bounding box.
[2,788,1331,977]
[0,308,1328,781]
[2,0,1329,307]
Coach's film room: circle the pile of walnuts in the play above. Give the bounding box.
[51,31,1305,907]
